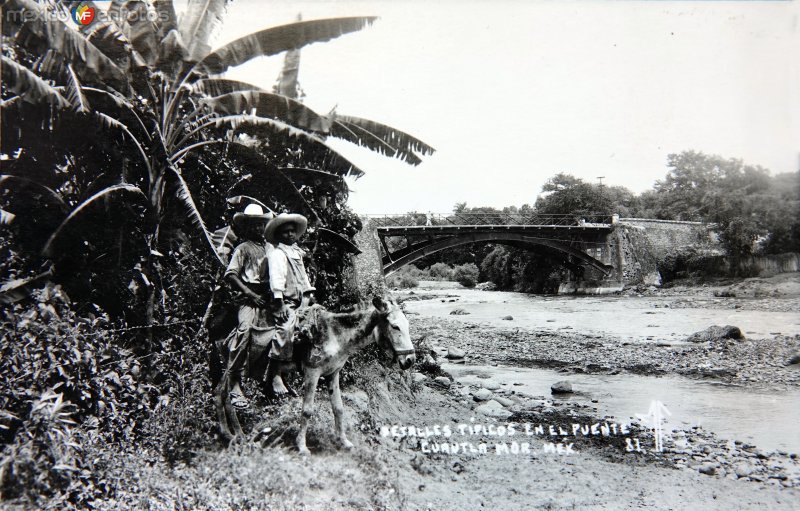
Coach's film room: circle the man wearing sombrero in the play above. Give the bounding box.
[265,212,315,398]
[221,204,274,409]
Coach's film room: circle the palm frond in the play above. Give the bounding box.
[116,1,159,65]
[167,166,225,266]
[193,17,377,77]
[330,115,435,166]
[178,0,227,62]
[42,184,148,257]
[0,175,68,212]
[212,114,365,178]
[0,55,70,108]
[5,0,127,90]
[65,64,91,113]
[192,78,266,97]
[153,0,179,40]
[201,91,330,133]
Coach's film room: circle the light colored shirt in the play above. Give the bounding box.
[224,241,272,284]
[269,243,314,299]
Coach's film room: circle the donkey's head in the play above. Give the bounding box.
[372,296,416,370]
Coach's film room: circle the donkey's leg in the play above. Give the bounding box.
[328,370,354,450]
[297,367,322,455]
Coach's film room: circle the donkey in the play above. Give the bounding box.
[294,296,415,454]
[215,296,416,451]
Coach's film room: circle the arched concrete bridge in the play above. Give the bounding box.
[369,213,617,276]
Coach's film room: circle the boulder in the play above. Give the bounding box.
[449,308,470,315]
[698,462,719,475]
[481,381,501,391]
[475,400,512,418]
[685,325,745,343]
[734,463,754,478]
[550,381,573,394]
[492,396,515,407]
[446,347,465,360]
[472,388,493,402]
[475,282,497,291]
[787,351,800,365]
[434,376,452,388]
[412,372,427,384]
[502,315,514,321]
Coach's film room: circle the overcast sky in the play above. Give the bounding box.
[208,0,799,214]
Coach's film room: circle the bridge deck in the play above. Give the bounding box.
[377,224,613,235]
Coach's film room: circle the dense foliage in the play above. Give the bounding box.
[0,1,434,507]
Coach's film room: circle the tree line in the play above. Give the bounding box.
[407,151,799,291]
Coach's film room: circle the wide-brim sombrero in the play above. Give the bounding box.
[265,213,308,243]
[232,204,273,227]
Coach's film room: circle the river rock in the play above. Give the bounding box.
[412,372,427,384]
[450,308,470,315]
[475,400,512,418]
[482,381,501,391]
[434,376,452,388]
[492,396,515,407]
[698,462,718,475]
[685,325,744,343]
[446,347,465,359]
[502,315,514,320]
[550,381,573,394]
[734,463,754,478]
[473,388,493,402]
[787,351,800,365]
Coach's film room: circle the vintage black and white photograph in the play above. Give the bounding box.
[1,0,798,509]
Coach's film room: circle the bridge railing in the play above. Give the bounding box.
[365,212,613,228]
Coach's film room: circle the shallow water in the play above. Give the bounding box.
[402,281,800,342]
[403,281,800,453]
[445,362,800,454]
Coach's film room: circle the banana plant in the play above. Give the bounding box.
[1,0,434,323]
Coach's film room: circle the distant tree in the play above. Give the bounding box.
[534,173,612,216]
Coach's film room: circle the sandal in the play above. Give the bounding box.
[229,391,250,410]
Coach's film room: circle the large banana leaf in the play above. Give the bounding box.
[65,65,91,113]
[192,78,267,97]
[201,91,331,133]
[330,115,435,166]
[178,0,227,62]
[0,176,67,212]
[0,56,70,108]
[153,0,180,41]
[192,17,377,77]
[4,0,127,90]
[211,114,365,178]
[42,184,148,257]
[167,166,225,266]
[116,1,159,65]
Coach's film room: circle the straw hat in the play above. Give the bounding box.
[232,204,273,227]
[265,213,308,243]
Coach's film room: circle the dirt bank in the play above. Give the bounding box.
[89,360,799,510]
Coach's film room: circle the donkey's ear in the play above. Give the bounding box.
[372,296,389,312]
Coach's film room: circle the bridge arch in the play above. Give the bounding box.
[382,231,613,276]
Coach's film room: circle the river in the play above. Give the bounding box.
[401,281,800,454]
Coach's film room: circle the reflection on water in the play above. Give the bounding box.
[446,363,800,454]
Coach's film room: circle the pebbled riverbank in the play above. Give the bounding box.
[409,315,800,388]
